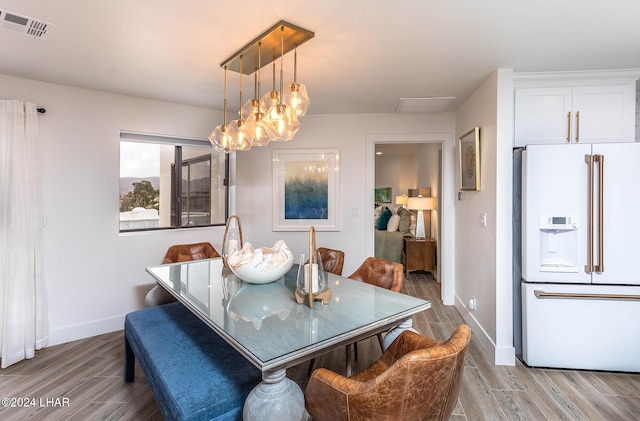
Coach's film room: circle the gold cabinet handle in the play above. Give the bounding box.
[575,111,580,142]
[566,111,571,143]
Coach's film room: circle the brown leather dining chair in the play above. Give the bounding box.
[345,257,404,373]
[305,325,471,421]
[145,242,220,307]
[317,247,345,276]
[348,256,403,293]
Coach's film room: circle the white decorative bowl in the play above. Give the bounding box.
[227,240,294,284]
[226,282,294,329]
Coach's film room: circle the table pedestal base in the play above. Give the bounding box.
[243,368,307,421]
[381,318,418,350]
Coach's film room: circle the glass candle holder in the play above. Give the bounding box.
[296,252,328,294]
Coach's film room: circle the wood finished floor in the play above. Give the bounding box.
[1,272,639,420]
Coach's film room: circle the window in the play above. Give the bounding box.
[119,131,229,232]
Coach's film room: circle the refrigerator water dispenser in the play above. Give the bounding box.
[538,215,578,273]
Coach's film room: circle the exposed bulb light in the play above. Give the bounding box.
[283,46,310,117]
[209,66,238,153]
[211,20,314,151]
[209,124,235,153]
[264,103,299,141]
[230,55,253,151]
[227,120,253,151]
[247,42,271,147]
[263,25,300,141]
[260,61,280,120]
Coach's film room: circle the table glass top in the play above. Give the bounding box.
[146,258,430,370]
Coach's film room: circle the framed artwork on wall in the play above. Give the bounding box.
[272,149,340,231]
[459,127,480,191]
[374,187,392,203]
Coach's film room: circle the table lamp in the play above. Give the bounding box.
[407,195,434,239]
[395,195,408,208]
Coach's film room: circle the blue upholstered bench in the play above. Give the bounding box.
[124,302,262,421]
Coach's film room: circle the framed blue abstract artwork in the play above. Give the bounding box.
[272,149,340,231]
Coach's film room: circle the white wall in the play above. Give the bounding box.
[375,153,417,210]
[454,69,515,365]
[417,143,441,239]
[235,113,456,280]
[0,74,227,345]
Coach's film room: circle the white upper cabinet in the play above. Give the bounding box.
[514,71,639,147]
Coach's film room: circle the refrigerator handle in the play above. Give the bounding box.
[534,290,640,301]
[595,154,604,273]
[584,154,594,273]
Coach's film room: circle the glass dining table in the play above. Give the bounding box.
[146,257,431,421]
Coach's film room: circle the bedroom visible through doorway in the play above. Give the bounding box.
[374,142,442,280]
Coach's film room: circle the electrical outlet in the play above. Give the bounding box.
[351,207,358,217]
[468,296,476,310]
[480,212,487,227]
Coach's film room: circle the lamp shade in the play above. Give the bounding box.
[395,195,408,206]
[209,124,237,153]
[283,82,310,117]
[407,195,433,240]
[262,103,300,141]
[226,119,253,151]
[407,196,433,211]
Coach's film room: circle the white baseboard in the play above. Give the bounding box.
[48,314,125,346]
[495,344,516,366]
[454,295,515,366]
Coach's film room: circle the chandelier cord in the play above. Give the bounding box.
[257,42,262,113]
[294,45,298,83]
[239,56,243,121]
[279,25,284,105]
[223,65,227,126]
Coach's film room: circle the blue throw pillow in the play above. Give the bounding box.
[377,207,393,230]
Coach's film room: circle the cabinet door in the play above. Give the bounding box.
[571,84,635,144]
[514,87,572,147]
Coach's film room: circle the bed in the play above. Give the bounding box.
[375,230,411,263]
[374,205,415,263]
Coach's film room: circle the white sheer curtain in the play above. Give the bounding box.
[0,99,48,368]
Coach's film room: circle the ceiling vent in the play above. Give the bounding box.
[395,97,456,114]
[0,9,54,38]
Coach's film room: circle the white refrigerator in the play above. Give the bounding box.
[521,143,640,372]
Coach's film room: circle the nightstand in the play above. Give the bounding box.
[402,237,436,276]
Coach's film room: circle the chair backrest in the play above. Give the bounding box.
[162,242,220,264]
[376,326,471,420]
[306,325,471,421]
[348,256,403,292]
[317,247,345,276]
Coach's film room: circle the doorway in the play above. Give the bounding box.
[374,143,442,279]
[365,132,455,305]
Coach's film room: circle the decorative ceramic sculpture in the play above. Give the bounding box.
[227,240,294,284]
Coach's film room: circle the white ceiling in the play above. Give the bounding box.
[2,1,640,115]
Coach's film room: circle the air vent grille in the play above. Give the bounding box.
[0,9,54,38]
[395,97,456,114]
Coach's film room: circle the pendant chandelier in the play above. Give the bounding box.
[209,21,313,153]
